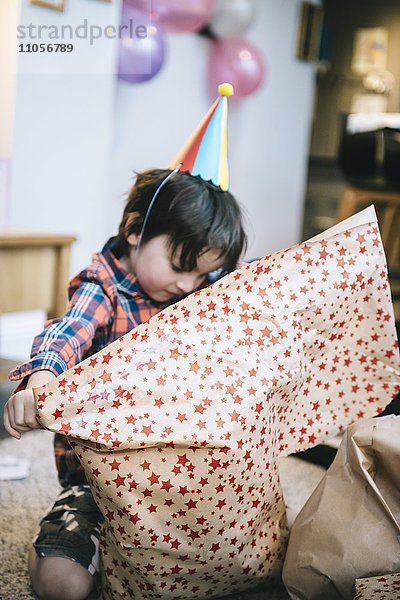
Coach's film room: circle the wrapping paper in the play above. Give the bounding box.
[283,415,400,600]
[354,573,400,600]
[35,207,400,600]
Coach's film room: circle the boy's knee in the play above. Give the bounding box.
[29,550,94,600]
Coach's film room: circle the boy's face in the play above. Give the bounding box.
[125,234,225,303]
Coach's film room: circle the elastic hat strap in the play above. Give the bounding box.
[134,164,181,259]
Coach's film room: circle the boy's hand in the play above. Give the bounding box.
[3,370,56,439]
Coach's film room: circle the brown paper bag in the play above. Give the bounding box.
[283,415,400,600]
[35,207,400,600]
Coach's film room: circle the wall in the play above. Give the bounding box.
[1,0,120,359]
[8,0,320,269]
[2,0,319,360]
[310,0,400,159]
[0,0,20,158]
[107,0,320,262]
[8,0,120,274]
[0,0,21,226]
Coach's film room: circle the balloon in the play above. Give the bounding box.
[125,0,215,33]
[118,3,166,84]
[210,0,255,38]
[209,37,265,98]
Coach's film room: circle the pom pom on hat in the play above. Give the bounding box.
[169,83,234,191]
[218,82,234,96]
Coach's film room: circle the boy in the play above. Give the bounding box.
[3,86,247,600]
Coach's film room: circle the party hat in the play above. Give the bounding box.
[169,83,234,191]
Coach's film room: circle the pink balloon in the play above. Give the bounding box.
[209,37,265,98]
[126,0,215,33]
[118,3,166,84]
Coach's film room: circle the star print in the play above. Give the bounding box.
[38,210,400,600]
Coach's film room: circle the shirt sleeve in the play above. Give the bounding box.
[9,281,113,381]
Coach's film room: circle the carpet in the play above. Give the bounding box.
[0,429,325,600]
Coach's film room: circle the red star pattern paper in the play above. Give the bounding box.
[35,207,400,600]
[354,573,400,599]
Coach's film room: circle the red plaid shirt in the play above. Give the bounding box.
[9,238,194,485]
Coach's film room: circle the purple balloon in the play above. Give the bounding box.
[209,37,265,98]
[125,0,215,33]
[118,3,166,84]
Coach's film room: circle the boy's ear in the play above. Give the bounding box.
[126,232,139,248]
[125,214,139,248]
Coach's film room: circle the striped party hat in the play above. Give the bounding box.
[169,83,234,191]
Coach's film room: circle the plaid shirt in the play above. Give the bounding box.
[9,237,189,486]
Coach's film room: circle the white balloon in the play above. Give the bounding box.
[210,0,255,38]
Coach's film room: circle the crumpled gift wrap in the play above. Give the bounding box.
[354,573,400,600]
[282,415,400,600]
[35,207,400,600]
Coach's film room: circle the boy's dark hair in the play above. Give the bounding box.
[117,169,247,273]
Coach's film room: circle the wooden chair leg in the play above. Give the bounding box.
[380,205,397,263]
[337,186,362,222]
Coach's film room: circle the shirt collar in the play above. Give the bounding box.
[99,237,170,308]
